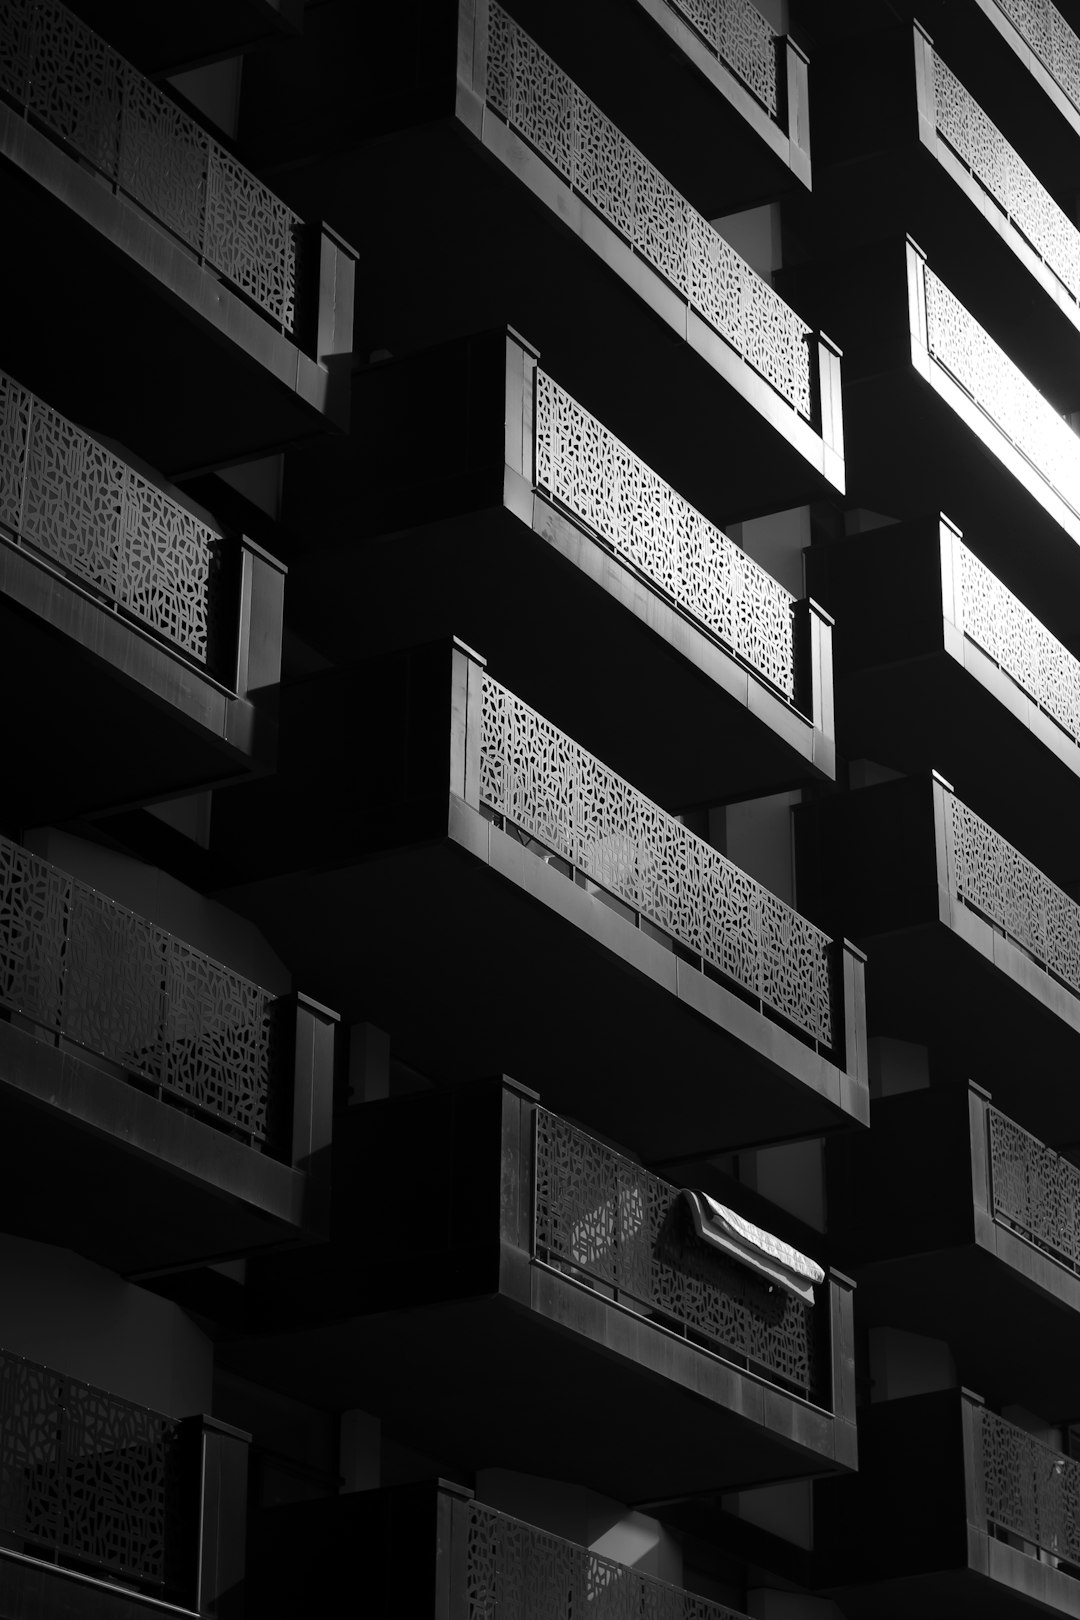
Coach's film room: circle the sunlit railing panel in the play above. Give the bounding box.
[988,1105,1080,1272]
[923,265,1080,512]
[975,1404,1080,1561]
[667,0,779,114]
[534,1108,819,1392]
[485,2,813,417]
[0,1349,183,1589]
[955,539,1080,747]
[0,372,217,664]
[933,50,1080,304]
[0,0,299,330]
[945,791,1080,996]
[479,675,834,1045]
[534,369,797,700]
[0,835,275,1142]
[994,0,1080,117]
[464,1499,750,1620]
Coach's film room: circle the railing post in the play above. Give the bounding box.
[504,326,541,488]
[907,235,931,381]
[436,1480,476,1620]
[450,637,487,809]
[931,769,956,917]
[784,36,811,187]
[968,1081,993,1221]
[289,991,339,1231]
[182,1413,251,1618]
[499,1075,541,1284]
[939,512,964,638]
[913,21,937,145]
[792,595,835,744]
[815,331,844,488]
[840,937,868,1089]
[234,537,287,700]
[828,1269,858,1463]
[961,1389,987,1538]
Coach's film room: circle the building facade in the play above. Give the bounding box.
[1,0,1079,1616]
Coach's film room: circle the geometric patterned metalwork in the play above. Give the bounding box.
[975,1404,1080,1562]
[0,1348,182,1587]
[479,675,835,1046]
[994,0,1080,119]
[933,50,1080,307]
[667,0,779,115]
[534,1109,820,1394]
[945,790,1080,1000]
[923,265,1080,518]
[534,369,798,700]
[0,370,215,664]
[464,1498,751,1620]
[0,834,275,1143]
[988,1105,1080,1273]
[486,4,813,420]
[955,538,1080,749]
[0,0,298,331]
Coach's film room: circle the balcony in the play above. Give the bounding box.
[229,1079,856,1497]
[806,513,1080,878]
[212,639,868,1154]
[253,1482,760,1620]
[828,1083,1080,1416]
[267,0,842,519]
[783,237,1080,638]
[794,773,1080,1143]
[0,833,336,1273]
[804,24,1080,389]
[487,0,812,204]
[0,372,290,822]
[0,1348,248,1620]
[0,0,354,473]
[817,1390,1080,1618]
[283,328,836,804]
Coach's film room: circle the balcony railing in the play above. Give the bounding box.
[921,259,1080,514]
[479,672,834,1047]
[0,834,277,1145]
[464,1497,749,1620]
[932,46,1080,306]
[485,2,813,418]
[0,1347,185,1593]
[994,0,1080,118]
[667,0,779,114]
[534,1107,821,1396]
[944,789,1080,999]
[0,371,226,669]
[988,1104,1080,1274]
[0,0,299,331]
[974,1402,1080,1564]
[534,367,797,700]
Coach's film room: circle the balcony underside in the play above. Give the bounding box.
[220,804,865,1156]
[831,650,1080,889]
[495,0,807,211]
[283,499,829,809]
[845,1241,1080,1417]
[854,921,1080,1146]
[222,1269,848,1499]
[68,0,303,76]
[305,118,838,525]
[0,567,269,823]
[0,107,340,478]
[817,1559,1080,1620]
[0,1021,312,1275]
[832,363,1080,647]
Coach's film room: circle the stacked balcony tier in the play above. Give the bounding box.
[227,1080,855,1498]
[0,834,335,1271]
[0,1348,248,1620]
[806,514,1080,880]
[782,237,1080,646]
[828,1083,1080,1415]
[0,0,354,472]
[282,329,836,804]
[210,640,868,1153]
[256,0,842,521]
[795,773,1080,1143]
[0,371,287,819]
[816,1390,1080,1618]
[253,1481,761,1619]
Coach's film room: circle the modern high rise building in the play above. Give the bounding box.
[2,1,1080,1616]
